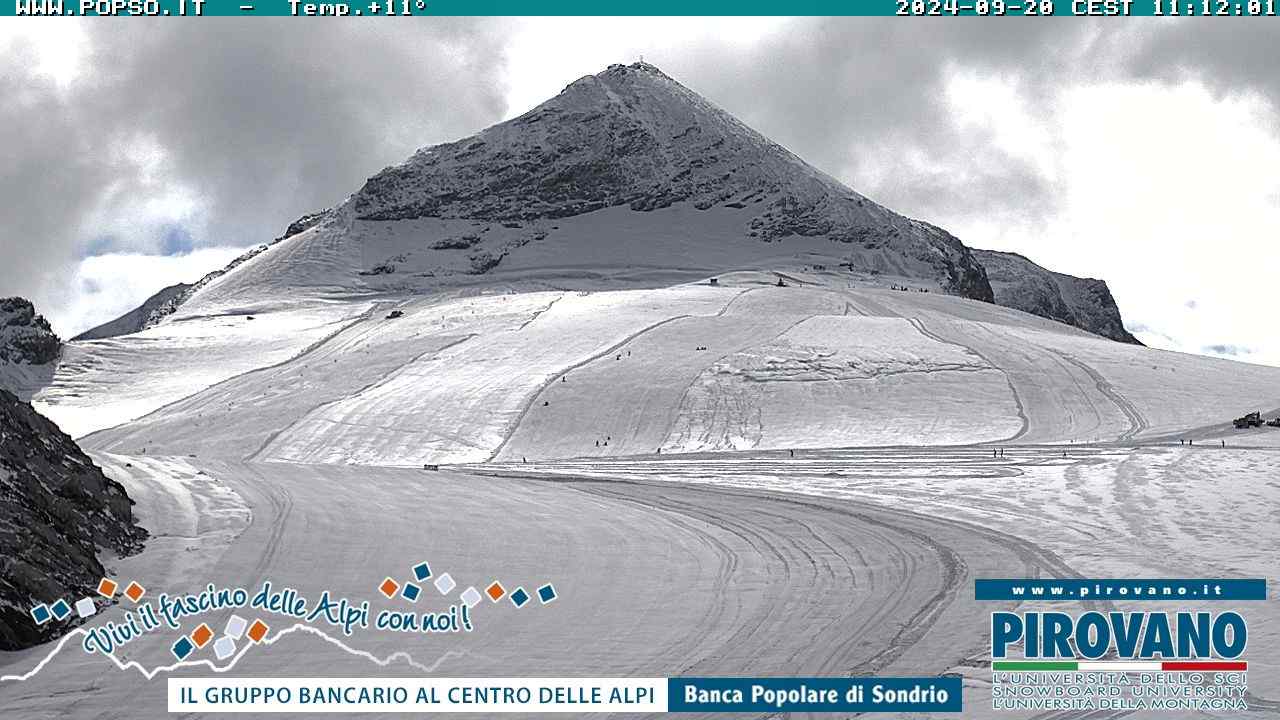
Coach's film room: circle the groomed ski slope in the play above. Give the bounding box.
[46,267,1280,465]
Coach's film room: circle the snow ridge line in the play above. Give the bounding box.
[0,623,457,685]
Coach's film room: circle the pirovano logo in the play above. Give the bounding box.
[977,579,1263,713]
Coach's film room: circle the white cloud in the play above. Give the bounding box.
[934,74,1280,367]
[0,21,89,88]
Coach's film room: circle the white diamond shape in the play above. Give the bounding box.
[225,615,247,640]
[460,587,481,608]
[214,636,236,660]
[434,573,456,595]
[75,597,96,618]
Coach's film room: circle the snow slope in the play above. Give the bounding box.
[63,268,1280,465]
[37,302,372,439]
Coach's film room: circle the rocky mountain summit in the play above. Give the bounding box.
[0,388,147,650]
[975,250,1140,344]
[352,62,993,301]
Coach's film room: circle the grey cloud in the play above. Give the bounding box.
[1203,343,1251,357]
[653,20,1108,229]
[1,19,512,332]
[1122,20,1280,114]
[649,20,1279,245]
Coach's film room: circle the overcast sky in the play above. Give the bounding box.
[2,19,1277,366]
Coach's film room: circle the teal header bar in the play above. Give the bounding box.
[6,0,1280,15]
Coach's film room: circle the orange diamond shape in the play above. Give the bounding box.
[97,578,118,598]
[124,581,146,602]
[378,578,399,599]
[191,623,214,648]
[485,582,506,602]
[247,619,269,643]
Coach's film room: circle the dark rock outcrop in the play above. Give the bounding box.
[0,389,147,650]
[280,209,331,241]
[0,297,60,366]
[975,250,1141,344]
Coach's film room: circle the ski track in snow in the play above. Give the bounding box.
[909,316,1030,443]
[1048,348,1150,441]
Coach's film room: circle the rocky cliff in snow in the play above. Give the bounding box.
[0,388,147,650]
[975,250,1140,344]
[0,297,60,367]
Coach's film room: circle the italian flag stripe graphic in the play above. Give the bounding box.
[992,660,1247,671]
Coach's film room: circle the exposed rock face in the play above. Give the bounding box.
[0,388,147,650]
[280,209,331,240]
[0,297,60,366]
[975,250,1141,344]
[352,62,993,301]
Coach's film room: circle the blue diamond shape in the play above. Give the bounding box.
[50,599,71,620]
[537,584,557,604]
[510,588,530,608]
[413,562,431,582]
[172,637,195,661]
[30,604,51,625]
[402,582,421,602]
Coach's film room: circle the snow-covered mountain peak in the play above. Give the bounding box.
[336,62,993,300]
[86,63,1151,342]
